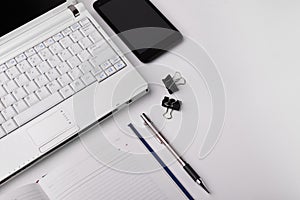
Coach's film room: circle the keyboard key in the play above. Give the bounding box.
[0,73,9,85]
[69,43,82,55]
[59,85,74,99]
[1,94,16,107]
[91,66,102,76]
[36,61,51,74]
[78,50,91,62]
[0,65,7,73]
[35,87,50,100]
[24,48,36,57]
[114,60,126,70]
[6,59,17,68]
[56,62,70,75]
[62,27,72,36]
[38,48,53,60]
[44,37,55,47]
[16,60,32,73]
[53,32,64,42]
[34,43,46,52]
[70,22,81,31]
[101,60,112,70]
[6,66,20,79]
[67,56,81,68]
[90,56,103,68]
[25,67,40,80]
[79,61,93,73]
[13,100,28,113]
[79,18,91,27]
[45,68,60,81]
[24,93,39,106]
[60,36,73,48]
[109,56,121,65]
[57,74,72,87]
[95,71,107,82]
[34,74,49,87]
[2,106,17,120]
[80,24,96,36]
[28,54,42,66]
[68,67,82,80]
[70,79,85,92]
[15,74,29,87]
[24,81,38,94]
[49,42,64,55]
[78,37,92,49]
[89,31,103,43]
[12,87,27,101]
[14,93,64,126]
[58,49,72,61]
[48,55,62,68]
[46,80,61,93]
[81,72,96,86]
[2,119,17,134]
[70,30,84,42]
[3,80,18,93]
[105,66,116,76]
[15,53,27,63]
[88,40,106,56]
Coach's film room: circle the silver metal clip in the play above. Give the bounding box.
[162,72,186,94]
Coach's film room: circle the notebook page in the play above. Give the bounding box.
[48,167,166,200]
[39,155,186,200]
[0,183,50,200]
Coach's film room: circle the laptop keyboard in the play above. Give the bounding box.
[0,18,126,139]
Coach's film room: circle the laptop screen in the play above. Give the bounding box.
[0,0,66,38]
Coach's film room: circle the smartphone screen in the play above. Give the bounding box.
[93,0,182,63]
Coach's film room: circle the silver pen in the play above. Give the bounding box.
[141,113,210,194]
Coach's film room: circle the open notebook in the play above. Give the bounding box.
[0,127,190,200]
[0,155,188,200]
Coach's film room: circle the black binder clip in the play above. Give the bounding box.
[162,72,186,94]
[162,96,182,119]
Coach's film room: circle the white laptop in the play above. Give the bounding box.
[0,0,148,183]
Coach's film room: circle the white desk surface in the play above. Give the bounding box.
[1,0,300,199]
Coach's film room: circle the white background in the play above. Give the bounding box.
[1,0,300,199]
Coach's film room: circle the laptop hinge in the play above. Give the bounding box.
[68,5,80,17]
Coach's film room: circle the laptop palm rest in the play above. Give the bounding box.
[27,110,79,153]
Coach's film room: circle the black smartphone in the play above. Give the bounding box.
[93,0,183,63]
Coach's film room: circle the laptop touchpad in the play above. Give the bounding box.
[28,110,79,153]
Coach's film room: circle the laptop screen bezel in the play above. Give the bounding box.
[0,0,75,46]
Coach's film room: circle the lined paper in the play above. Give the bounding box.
[40,154,167,200]
[56,170,166,200]
[0,183,49,200]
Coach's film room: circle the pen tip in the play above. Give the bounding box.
[201,184,210,194]
[197,179,210,194]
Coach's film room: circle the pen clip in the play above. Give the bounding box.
[141,113,164,144]
[153,133,164,144]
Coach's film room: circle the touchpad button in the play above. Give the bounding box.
[28,110,78,148]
